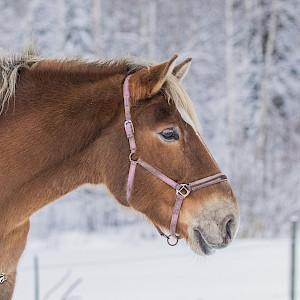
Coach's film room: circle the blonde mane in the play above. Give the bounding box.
[0,47,41,114]
[0,49,201,133]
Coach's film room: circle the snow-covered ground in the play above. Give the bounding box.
[13,229,299,300]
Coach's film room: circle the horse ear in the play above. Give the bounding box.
[129,54,178,101]
[172,58,192,81]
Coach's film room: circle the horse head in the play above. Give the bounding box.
[100,55,240,255]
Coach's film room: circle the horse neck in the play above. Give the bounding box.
[0,64,125,225]
[18,64,125,165]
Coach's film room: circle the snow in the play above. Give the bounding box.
[13,231,299,300]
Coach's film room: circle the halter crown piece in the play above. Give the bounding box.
[123,75,227,246]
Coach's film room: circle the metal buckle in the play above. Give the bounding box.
[176,184,190,198]
[0,273,7,284]
[124,120,134,133]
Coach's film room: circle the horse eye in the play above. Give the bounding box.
[159,128,179,141]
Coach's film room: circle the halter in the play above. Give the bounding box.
[123,75,227,246]
[0,273,7,284]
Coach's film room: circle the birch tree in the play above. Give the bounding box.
[139,0,157,59]
[225,0,235,179]
[93,0,102,55]
[258,0,279,201]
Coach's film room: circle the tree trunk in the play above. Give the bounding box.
[225,0,235,178]
[259,0,279,201]
[93,0,102,55]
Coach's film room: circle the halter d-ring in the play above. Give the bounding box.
[129,152,136,162]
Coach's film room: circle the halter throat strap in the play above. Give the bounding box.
[123,75,227,244]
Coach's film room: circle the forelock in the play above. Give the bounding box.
[163,74,202,135]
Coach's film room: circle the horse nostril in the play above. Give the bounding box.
[225,218,233,240]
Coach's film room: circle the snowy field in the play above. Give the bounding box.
[13,229,299,300]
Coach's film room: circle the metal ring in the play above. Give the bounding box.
[129,152,138,162]
[129,153,133,161]
[176,184,191,198]
[167,235,179,246]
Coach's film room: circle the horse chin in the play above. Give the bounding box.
[188,227,216,256]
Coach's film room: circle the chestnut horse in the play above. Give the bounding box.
[0,49,239,299]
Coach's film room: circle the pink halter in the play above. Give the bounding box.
[123,75,227,245]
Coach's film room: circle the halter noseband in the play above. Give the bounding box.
[123,75,227,246]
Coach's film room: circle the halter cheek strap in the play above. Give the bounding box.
[123,75,227,245]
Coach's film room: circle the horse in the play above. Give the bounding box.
[0,48,240,300]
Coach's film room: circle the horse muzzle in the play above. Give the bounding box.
[187,199,240,256]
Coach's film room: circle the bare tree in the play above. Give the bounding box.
[93,0,102,55]
[258,0,279,200]
[225,0,235,178]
